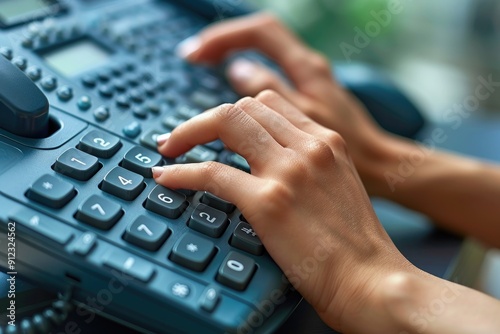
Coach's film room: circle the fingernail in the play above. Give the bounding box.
[228,59,256,82]
[152,166,164,179]
[156,132,171,146]
[176,36,201,59]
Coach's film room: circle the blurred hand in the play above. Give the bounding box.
[154,92,414,331]
[176,13,392,193]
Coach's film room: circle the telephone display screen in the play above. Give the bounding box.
[0,0,54,26]
[41,39,112,77]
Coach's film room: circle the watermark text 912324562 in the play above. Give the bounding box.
[5,220,17,327]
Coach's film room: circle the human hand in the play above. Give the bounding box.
[153,91,415,331]
[176,12,394,194]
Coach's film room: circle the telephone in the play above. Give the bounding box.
[0,0,425,333]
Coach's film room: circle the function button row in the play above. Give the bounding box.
[75,195,123,230]
[78,130,122,158]
[26,174,76,209]
[53,148,100,181]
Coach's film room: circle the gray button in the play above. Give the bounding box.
[77,96,92,111]
[93,106,110,122]
[139,129,163,150]
[170,233,216,271]
[216,251,256,291]
[122,121,142,138]
[76,195,122,230]
[53,148,99,181]
[201,192,234,213]
[40,76,57,91]
[101,167,144,201]
[26,66,42,81]
[72,232,97,256]
[78,130,121,158]
[26,174,76,208]
[188,203,228,238]
[230,222,264,256]
[123,216,170,251]
[145,185,187,219]
[121,146,162,178]
[199,286,220,312]
[12,56,27,71]
[180,146,218,164]
[57,86,73,101]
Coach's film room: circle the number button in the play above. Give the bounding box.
[75,195,123,230]
[53,148,100,181]
[101,167,145,201]
[145,185,187,219]
[216,251,256,291]
[188,204,228,238]
[123,216,170,251]
[78,130,122,158]
[121,146,162,178]
[201,192,235,213]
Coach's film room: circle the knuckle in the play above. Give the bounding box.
[323,131,347,151]
[214,103,243,124]
[258,180,295,214]
[235,96,258,109]
[199,161,224,180]
[255,89,281,103]
[304,137,336,165]
[308,53,331,75]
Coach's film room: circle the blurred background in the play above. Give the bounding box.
[246,0,500,122]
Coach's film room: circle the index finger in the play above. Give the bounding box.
[178,12,333,94]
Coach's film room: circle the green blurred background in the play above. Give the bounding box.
[246,0,500,121]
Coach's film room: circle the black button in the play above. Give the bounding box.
[98,71,112,82]
[101,166,145,201]
[176,105,200,119]
[113,78,128,92]
[9,207,73,245]
[179,146,218,164]
[190,90,221,109]
[231,222,264,255]
[123,216,170,251]
[188,203,228,238]
[216,251,256,291]
[140,129,163,150]
[115,94,131,109]
[204,140,224,152]
[81,75,97,88]
[228,153,250,172]
[162,115,185,130]
[77,96,92,110]
[121,146,162,178]
[26,174,76,209]
[201,192,235,213]
[78,130,122,158]
[98,84,114,98]
[132,106,148,119]
[145,185,187,219]
[143,82,157,97]
[103,250,155,282]
[128,88,144,103]
[53,148,100,181]
[76,195,123,230]
[170,233,216,271]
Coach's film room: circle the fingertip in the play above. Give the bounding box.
[152,166,165,179]
[176,36,202,60]
[228,59,257,83]
[156,132,171,146]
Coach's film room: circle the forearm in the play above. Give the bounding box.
[359,134,500,248]
[348,271,500,334]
